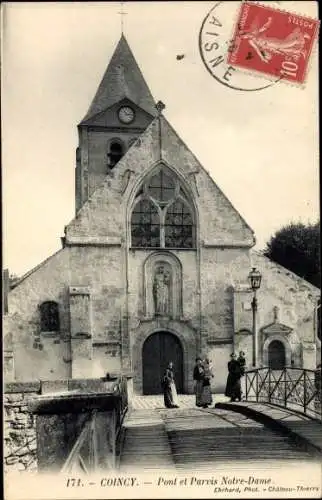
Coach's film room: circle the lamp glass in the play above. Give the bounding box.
[248,267,262,290]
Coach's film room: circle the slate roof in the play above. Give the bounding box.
[80,34,157,123]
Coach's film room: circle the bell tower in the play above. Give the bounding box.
[75,34,157,212]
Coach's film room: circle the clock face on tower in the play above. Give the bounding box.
[118,106,135,124]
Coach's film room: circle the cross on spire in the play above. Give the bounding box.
[273,305,279,323]
[118,1,128,34]
[156,100,166,115]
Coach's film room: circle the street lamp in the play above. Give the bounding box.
[248,267,262,367]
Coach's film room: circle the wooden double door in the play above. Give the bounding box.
[268,340,286,369]
[142,331,183,395]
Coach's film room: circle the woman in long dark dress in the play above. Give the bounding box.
[225,353,242,402]
[237,351,246,399]
[193,357,205,407]
[200,358,214,408]
[163,362,179,408]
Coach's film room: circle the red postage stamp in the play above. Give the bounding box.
[227,2,320,84]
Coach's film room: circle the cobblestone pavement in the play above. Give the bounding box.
[131,394,227,410]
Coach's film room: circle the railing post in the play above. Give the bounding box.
[268,368,271,403]
[91,410,98,472]
[303,370,307,415]
[245,373,248,400]
[256,370,259,403]
[284,368,287,408]
[89,411,93,471]
[111,408,116,470]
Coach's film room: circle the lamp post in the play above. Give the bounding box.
[248,267,262,367]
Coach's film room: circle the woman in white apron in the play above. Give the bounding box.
[162,361,179,408]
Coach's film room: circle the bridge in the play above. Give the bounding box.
[24,366,321,475]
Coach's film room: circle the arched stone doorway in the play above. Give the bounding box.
[268,340,286,369]
[142,331,183,395]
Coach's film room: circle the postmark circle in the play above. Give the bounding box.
[199,1,280,91]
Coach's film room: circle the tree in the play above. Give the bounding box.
[263,221,320,288]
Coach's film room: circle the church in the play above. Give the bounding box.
[4,34,320,394]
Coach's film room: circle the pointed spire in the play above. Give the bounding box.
[81,35,157,123]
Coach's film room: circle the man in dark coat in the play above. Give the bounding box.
[193,357,205,407]
[225,353,242,402]
[237,351,246,375]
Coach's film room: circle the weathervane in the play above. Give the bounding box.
[118,1,128,34]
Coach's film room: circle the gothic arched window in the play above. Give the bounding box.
[130,166,195,248]
[40,301,60,332]
[107,140,124,168]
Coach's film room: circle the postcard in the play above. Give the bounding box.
[3,1,321,499]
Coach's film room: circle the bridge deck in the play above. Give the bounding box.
[119,396,319,472]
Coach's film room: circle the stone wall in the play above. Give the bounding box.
[6,244,125,382]
[7,249,72,382]
[201,247,251,341]
[4,376,131,473]
[4,382,40,473]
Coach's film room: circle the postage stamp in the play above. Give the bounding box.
[227,1,320,85]
[199,1,280,92]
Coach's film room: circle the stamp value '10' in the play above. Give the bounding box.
[227,2,320,85]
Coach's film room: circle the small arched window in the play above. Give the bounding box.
[107,140,124,168]
[40,301,60,332]
[130,165,195,249]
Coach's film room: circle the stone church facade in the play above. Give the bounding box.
[4,36,320,394]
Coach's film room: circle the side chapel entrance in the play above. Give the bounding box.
[142,331,183,395]
[268,340,286,369]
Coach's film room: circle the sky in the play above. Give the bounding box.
[2,1,319,277]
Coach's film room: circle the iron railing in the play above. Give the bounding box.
[60,376,128,473]
[245,367,322,421]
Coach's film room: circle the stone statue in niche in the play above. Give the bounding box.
[153,265,170,316]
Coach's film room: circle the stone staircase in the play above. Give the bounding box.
[119,409,175,472]
[119,404,317,472]
[162,407,314,470]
